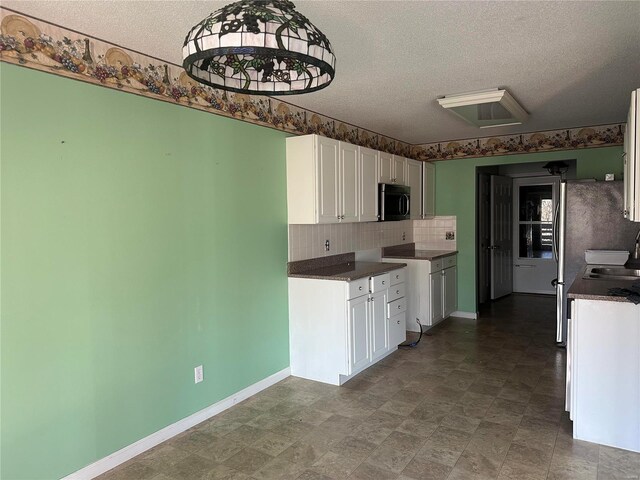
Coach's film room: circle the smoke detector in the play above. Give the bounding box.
[437,88,528,128]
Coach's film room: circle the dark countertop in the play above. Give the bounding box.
[382,249,458,261]
[288,261,407,281]
[568,263,640,302]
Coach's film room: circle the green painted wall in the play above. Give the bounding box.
[435,146,624,313]
[1,64,290,479]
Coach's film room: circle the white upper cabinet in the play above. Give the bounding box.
[406,159,422,220]
[340,142,359,223]
[378,153,407,185]
[287,134,434,224]
[317,136,340,223]
[378,151,394,184]
[286,135,359,224]
[393,156,407,185]
[624,88,639,221]
[422,162,436,219]
[359,146,379,222]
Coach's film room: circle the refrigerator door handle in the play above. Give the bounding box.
[552,202,560,262]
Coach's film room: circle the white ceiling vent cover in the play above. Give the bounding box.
[437,88,528,128]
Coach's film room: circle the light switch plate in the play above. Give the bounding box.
[194,365,203,384]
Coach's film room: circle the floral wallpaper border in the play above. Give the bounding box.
[0,8,624,162]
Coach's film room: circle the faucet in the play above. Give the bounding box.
[635,229,640,260]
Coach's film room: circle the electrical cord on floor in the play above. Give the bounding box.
[399,318,429,348]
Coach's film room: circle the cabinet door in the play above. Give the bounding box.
[370,291,388,361]
[443,266,457,318]
[340,142,359,223]
[317,137,340,223]
[430,272,443,325]
[378,151,394,184]
[406,159,422,219]
[359,147,379,222]
[393,155,407,185]
[423,162,436,218]
[388,313,406,347]
[348,295,370,374]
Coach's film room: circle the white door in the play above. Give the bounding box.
[317,137,340,223]
[422,163,435,218]
[393,156,407,185]
[513,177,558,294]
[378,152,393,184]
[430,271,443,326]
[339,142,359,223]
[406,159,422,220]
[370,291,388,361]
[443,266,457,318]
[388,313,406,347]
[347,295,370,374]
[359,147,379,222]
[490,175,513,299]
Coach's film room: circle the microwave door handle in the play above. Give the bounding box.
[404,194,410,216]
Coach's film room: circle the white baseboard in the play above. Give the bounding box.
[61,367,291,480]
[451,311,478,319]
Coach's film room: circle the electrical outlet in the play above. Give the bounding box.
[194,365,203,384]
[446,231,455,240]
[325,239,330,251]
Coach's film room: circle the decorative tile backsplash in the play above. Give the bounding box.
[288,217,457,261]
[0,8,624,162]
[288,221,414,262]
[413,216,457,250]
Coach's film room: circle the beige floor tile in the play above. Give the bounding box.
[401,457,451,480]
[350,462,400,480]
[96,461,158,480]
[221,447,273,475]
[311,451,363,478]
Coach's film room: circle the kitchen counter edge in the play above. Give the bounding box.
[288,261,408,282]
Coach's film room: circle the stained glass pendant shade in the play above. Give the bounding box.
[183,0,336,95]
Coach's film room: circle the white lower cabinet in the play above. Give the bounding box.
[569,299,640,452]
[289,268,406,385]
[429,271,444,325]
[385,254,457,331]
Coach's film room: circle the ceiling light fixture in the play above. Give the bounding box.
[182,0,335,96]
[437,88,528,128]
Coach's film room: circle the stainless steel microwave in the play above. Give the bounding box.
[379,184,410,221]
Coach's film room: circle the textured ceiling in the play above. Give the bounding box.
[4,0,639,144]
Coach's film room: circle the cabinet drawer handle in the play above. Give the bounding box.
[398,305,401,309]
[359,286,363,290]
[396,289,400,294]
[397,320,400,324]
[395,275,399,279]
[382,281,385,285]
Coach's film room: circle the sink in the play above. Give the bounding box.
[583,266,640,281]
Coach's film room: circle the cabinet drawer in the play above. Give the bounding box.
[388,283,405,302]
[370,273,391,293]
[348,277,370,299]
[430,259,443,272]
[443,255,457,268]
[390,268,405,285]
[387,297,407,317]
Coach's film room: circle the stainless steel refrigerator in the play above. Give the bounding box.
[554,180,638,345]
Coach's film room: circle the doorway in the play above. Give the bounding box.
[476,160,577,310]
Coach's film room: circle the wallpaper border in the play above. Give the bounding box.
[0,8,624,161]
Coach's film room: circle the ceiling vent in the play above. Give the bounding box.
[437,88,528,128]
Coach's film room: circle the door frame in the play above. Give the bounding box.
[512,176,559,294]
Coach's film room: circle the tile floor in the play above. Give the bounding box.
[98,295,640,480]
